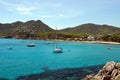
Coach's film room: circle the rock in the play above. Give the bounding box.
[114,74,120,80]
[111,69,118,78]
[93,75,102,80]
[81,74,95,80]
[102,75,111,80]
[103,61,116,72]
[115,63,120,69]
[82,61,120,80]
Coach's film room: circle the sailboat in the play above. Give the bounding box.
[53,45,63,53]
[27,27,35,47]
[53,27,63,53]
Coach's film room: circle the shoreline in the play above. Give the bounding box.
[80,41,120,45]
[1,37,120,45]
[57,39,120,45]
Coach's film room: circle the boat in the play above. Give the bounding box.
[27,42,35,47]
[53,27,63,53]
[53,47,63,53]
[8,46,13,50]
[44,40,54,45]
[27,26,35,47]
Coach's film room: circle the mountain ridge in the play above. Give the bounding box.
[0,20,54,35]
[61,23,120,35]
[0,20,120,38]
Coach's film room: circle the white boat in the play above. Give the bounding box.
[27,26,35,47]
[53,27,63,53]
[53,47,63,53]
[27,42,35,47]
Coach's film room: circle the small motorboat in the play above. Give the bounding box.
[27,43,35,47]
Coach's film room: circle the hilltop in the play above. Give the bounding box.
[0,20,53,34]
[1,21,120,36]
[61,23,120,35]
[0,20,54,38]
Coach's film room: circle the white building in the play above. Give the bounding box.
[87,35,95,41]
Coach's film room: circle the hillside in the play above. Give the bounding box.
[0,21,120,40]
[0,21,23,34]
[1,21,120,36]
[17,20,53,33]
[0,20,54,35]
[61,23,120,35]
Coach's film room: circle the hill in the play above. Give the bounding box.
[0,21,23,34]
[0,20,54,38]
[0,21,120,40]
[17,20,53,33]
[61,23,120,35]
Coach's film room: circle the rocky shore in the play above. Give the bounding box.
[82,61,120,80]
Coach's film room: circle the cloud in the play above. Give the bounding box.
[40,15,54,18]
[15,6,34,15]
[0,0,83,17]
[39,12,81,19]
[0,0,36,15]
[46,2,62,8]
[59,14,65,17]
[0,0,13,6]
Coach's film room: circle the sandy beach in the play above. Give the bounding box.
[56,39,120,45]
[81,41,120,45]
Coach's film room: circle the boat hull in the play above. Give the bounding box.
[53,48,63,53]
[27,43,35,47]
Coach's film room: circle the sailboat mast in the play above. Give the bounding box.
[55,27,58,48]
[29,27,32,43]
[53,27,63,53]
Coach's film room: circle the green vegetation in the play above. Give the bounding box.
[56,32,89,41]
[101,35,120,42]
[0,20,120,42]
[61,23,120,35]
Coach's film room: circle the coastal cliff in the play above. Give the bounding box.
[82,61,120,80]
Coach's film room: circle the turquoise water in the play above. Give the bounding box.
[0,38,120,79]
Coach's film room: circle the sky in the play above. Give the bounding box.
[0,0,120,29]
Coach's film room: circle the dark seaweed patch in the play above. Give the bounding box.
[16,65,103,80]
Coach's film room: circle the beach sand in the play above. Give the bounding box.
[81,41,120,45]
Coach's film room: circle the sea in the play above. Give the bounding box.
[0,38,120,79]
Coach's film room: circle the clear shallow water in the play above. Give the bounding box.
[0,38,120,79]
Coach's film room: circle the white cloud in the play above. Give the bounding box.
[47,2,62,8]
[15,6,34,15]
[0,0,36,15]
[0,0,13,6]
[0,0,83,17]
[59,14,65,17]
[40,15,54,18]
[39,13,81,19]
[57,12,83,18]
